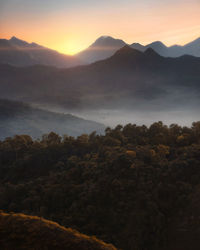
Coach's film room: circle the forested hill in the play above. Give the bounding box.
[0,122,200,250]
[0,212,116,250]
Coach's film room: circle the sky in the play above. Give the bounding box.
[0,0,200,55]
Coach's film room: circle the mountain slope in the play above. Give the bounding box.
[130,37,200,57]
[0,37,81,67]
[77,36,126,63]
[77,36,200,63]
[0,99,105,139]
[0,212,117,250]
[0,46,200,112]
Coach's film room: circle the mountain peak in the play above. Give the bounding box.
[114,45,143,57]
[9,36,30,47]
[148,41,167,47]
[91,36,126,48]
[144,47,161,57]
[10,36,22,42]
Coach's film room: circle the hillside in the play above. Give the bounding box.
[0,46,200,112]
[0,99,105,139]
[0,122,200,250]
[0,212,117,250]
[0,37,81,67]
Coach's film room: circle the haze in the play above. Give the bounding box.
[1,0,200,54]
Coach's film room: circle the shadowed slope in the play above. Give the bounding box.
[0,212,117,250]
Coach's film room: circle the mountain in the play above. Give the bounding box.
[0,46,200,113]
[0,212,116,250]
[0,39,35,66]
[0,37,81,67]
[0,99,105,139]
[77,36,126,63]
[77,36,200,63]
[130,37,200,57]
[1,36,200,67]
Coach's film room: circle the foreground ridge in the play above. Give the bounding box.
[0,211,117,250]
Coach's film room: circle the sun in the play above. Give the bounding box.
[55,39,87,55]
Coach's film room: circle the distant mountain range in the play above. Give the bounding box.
[0,36,200,67]
[0,36,81,67]
[0,46,200,112]
[77,36,200,63]
[0,99,105,139]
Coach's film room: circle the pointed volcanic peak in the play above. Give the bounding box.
[77,35,127,63]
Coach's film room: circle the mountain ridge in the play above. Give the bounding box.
[0,46,200,112]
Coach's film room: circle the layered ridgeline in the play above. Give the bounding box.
[0,99,105,139]
[1,36,200,67]
[0,46,200,112]
[77,36,200,63]
[0,122,200,250]
[0,212,116,250]
[0,37,81,67]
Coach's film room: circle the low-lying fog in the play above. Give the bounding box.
[37,104,199,128]
[71,109,200,127]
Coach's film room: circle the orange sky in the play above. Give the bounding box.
[0,0,200,55]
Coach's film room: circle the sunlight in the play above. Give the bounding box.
[56,40,87,55]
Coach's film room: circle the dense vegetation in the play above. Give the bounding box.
[0,211,116,250]
[0,121,200,250]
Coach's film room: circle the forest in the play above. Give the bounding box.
[0,121,200,250]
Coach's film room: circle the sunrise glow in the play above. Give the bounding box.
[1,0,200,55]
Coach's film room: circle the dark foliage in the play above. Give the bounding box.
[0,121,200,250]
[0,211,116,250]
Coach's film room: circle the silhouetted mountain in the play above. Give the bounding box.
[0,46,200,112]
[77,36,200,63]
[0,37,81,67]
[131,37,200,57]
[0,39,35,66]
[77,36,126,63]
[0,99,105,139]
[0,212,116,250]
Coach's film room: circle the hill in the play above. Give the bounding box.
[0,37,81,67]
[0,211,117,250]
[0,99,105,139]
[0,122,200,250]
[0,46,200,112]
